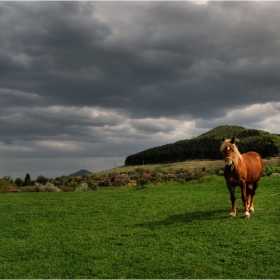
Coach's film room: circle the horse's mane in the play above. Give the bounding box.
[220,139,243,164]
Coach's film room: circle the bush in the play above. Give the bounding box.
[75,182,89,192]
[60,185,71,192]
[137,178,149,187]
[135,167,144,173]
[60,179,78,192]
[87,179,98,191]
[0,179,10,193]
[271,173,280,177]
[191,171,208,180]
[65,179,79,191]
[37,182,60,192]
[20,186,38,192]
[175,178,186,185]
[114,180,127,187]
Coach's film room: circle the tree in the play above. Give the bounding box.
[15,177,23,186]
[36,175,48,185]
[24,173,31,186]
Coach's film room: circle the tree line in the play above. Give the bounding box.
[125,126,280,166]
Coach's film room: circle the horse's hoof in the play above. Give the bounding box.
[249,208,255,213]
[229,213,236,218]
[244,213,250,219]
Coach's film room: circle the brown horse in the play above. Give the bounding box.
[221,138,263,218]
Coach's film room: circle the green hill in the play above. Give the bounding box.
[125,125,280,165]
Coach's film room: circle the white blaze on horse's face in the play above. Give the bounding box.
[223,145,235,170]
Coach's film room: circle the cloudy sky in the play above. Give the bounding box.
[1,1,280,179]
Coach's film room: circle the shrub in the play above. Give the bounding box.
[87,179,98,191]
[114,180,127,187]
[153,172,164,181]
[0,179,10,193]
[191,170,208,180]
[135,167,144,173]
[20,186,38,192]
[60,185,71,192]
[75,182,89,192]
[215,168,224,176]
[176,168,185,174]
[60,179,79,192]
[271,173,280,177]
[137,178,149,187]
[67,179,79,191]
[175,178,186,185]
[263,170,274,177]
[40,182,60,192]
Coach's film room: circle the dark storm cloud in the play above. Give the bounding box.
[1,1,280,178]
[2,1,280,118]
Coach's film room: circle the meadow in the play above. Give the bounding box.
[1,176,280,278]
[96,157,280,177]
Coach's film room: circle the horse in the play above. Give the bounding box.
[220,138,263,218]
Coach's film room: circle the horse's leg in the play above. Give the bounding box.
[227,183,236,218]
[246,184,252,212]
[249,190,255,212]
[250,179,260,212]
[242,181,250,218]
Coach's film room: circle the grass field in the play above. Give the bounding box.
[1,176,280,278]
[95,157,280,176]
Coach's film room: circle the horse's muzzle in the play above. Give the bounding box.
[225,162,234,171]
[224,156,234,171]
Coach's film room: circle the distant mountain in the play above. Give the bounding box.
[125,125,280,165]
[66,169,92,178]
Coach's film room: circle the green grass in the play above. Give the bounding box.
[96,159,225,176]
[95,157,280,177]
[1,177,280,278]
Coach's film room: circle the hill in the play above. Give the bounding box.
[66,169,92,178]
[125,125,280,165]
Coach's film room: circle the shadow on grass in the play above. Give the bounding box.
[134,208,228,229]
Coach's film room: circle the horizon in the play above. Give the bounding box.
[6,124,279,180]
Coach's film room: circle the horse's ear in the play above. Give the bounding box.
[222,138,225,141]
[231,138,235,144]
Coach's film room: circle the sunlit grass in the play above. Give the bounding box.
[0,177,280,278]
[96,157,280,176]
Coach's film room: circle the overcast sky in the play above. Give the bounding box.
[1,1,280,179]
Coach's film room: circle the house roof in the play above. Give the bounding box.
[142,173,153,179]
[75,176,86,181]
[114,174,130,180]
[9,186,21,193]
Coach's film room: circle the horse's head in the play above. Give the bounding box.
[221,138,236,171]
